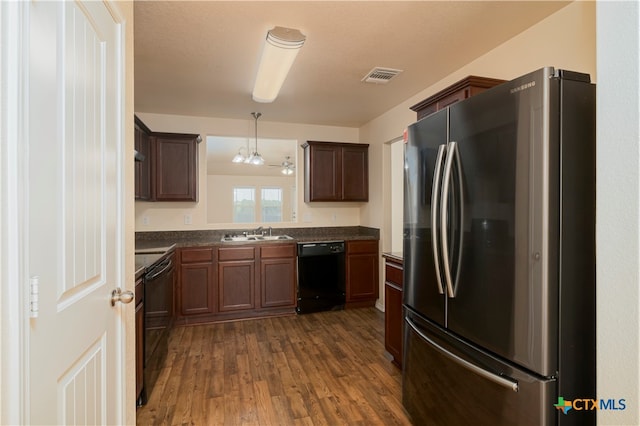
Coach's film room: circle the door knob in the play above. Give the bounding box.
[111,288,135,306]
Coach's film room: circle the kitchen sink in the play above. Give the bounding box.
[220,234,294,242]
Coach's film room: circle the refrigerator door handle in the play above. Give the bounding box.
[431,144,447,294]
[453,142,465,296]
[405,317,519,392]
[440,141,460,298]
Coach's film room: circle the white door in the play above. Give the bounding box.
[27,1,126,424]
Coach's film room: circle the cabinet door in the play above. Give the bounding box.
[346,240,379,303]
[385,281,403,367]
[304,141,369,202]
[260,257,296,308]
[384,255,404,360]
[384,260,404,367]
[180,262,215,316]
[260,244,296,308]
[305,143,341,201]
[342,145,368,201]
[153,135,198,201]
[134,121,151,200]
[218,261,255,312]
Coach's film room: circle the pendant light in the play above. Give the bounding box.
[248,112,264,165]
[231,147,246,163]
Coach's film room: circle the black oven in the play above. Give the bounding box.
[135,247,175,405]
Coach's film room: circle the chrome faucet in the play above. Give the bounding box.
[253,226,264,236]
[267,226,273,236]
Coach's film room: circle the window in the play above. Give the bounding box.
[233,187,255,223]
[261,188,283,222]
[232,186,283,223]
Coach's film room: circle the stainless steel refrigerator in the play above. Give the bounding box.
[402,67,596,426]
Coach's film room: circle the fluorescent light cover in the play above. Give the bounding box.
[252,27,305,103]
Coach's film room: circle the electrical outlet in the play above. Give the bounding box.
[142,216,149,226]
[184,214,192,225]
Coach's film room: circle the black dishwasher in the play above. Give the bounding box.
[297,241,345,314]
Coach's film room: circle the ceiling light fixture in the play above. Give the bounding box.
[252,26,306,103]
[247,112,264,165]
[231,146,247,163]
[281,156,294,175]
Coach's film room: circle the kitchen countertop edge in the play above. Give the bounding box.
[382,252,404,263]
[136,226,380,251]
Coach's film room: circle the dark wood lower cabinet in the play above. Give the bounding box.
[180,263,215,315]
[175,241,380,324]
[260,245,296,308]
[178,247,215,318]
[218,262,256,312]
[346,240,379,308]
[176,244,296,324]
[218,246,256,312]
[383,254,404,368]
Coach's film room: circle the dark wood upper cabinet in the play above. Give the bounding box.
[134,116,201,202]
[410,76,506,120]
[134,117,152,201]
[302,141,369,202]
[151,133,199,201]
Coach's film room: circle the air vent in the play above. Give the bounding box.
[361,67,403,84]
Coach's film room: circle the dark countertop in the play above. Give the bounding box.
[135,244,176,279]
[382,251,404,263]
[135,226,379,250]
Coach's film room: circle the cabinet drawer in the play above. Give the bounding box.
[181,247,214,263]
[218,246,255,261]
[261,244,295,259]
[347,240,378,254]
[385,263,403,288]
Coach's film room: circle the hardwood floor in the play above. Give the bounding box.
[136,308,412,425]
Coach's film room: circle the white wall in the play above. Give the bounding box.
[361,0,595,311]
[390,139,404,253]
[360,0,595,239]
[596,2,640,425]
[135,113,362,231]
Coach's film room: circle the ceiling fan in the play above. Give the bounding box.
[269,156,295,175]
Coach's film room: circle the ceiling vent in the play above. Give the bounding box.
[361,67,403,84]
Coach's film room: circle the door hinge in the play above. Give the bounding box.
[29,276,39,318]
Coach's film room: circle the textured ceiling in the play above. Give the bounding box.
[134,1,570,128]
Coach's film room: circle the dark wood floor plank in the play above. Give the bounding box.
[136,307,412,425]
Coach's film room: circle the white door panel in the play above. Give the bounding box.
[27,1,124,424]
